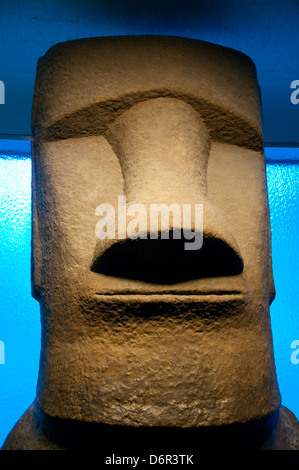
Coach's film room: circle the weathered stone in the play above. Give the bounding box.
[2,35,298,450]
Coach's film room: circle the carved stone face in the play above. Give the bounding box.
[31,36,281,427]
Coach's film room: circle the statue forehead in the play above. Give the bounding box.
[33,36,263,151]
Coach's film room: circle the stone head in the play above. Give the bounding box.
[31,35,280,428]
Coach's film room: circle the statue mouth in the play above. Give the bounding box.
[91,287,247,320]
[93,290,245,299]
[91,235,244,285]
[92,271,246,300]
[90,233,246,302]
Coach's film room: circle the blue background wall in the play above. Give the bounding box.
[0,0,298,448]
[0,0,298,144]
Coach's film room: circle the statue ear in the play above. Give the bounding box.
[31,58,45,302]
[268,225,276,306]
[31,149,42,302]
[266,200,276,305]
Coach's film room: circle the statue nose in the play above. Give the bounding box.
[91,98,243,283]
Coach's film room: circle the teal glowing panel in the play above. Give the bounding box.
[266,159,299,422]
[0,147,40,448]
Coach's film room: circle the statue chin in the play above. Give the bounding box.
[2,401,299,450]
[2,35,299,450]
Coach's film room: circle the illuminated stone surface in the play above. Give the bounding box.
[2,36,298,450]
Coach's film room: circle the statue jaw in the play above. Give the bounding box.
[34,280,280,428]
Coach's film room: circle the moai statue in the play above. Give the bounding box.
[2,36,299,450]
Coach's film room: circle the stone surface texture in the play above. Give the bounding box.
[2,35,298,450]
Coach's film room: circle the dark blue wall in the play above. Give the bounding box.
[0,0,298,144]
